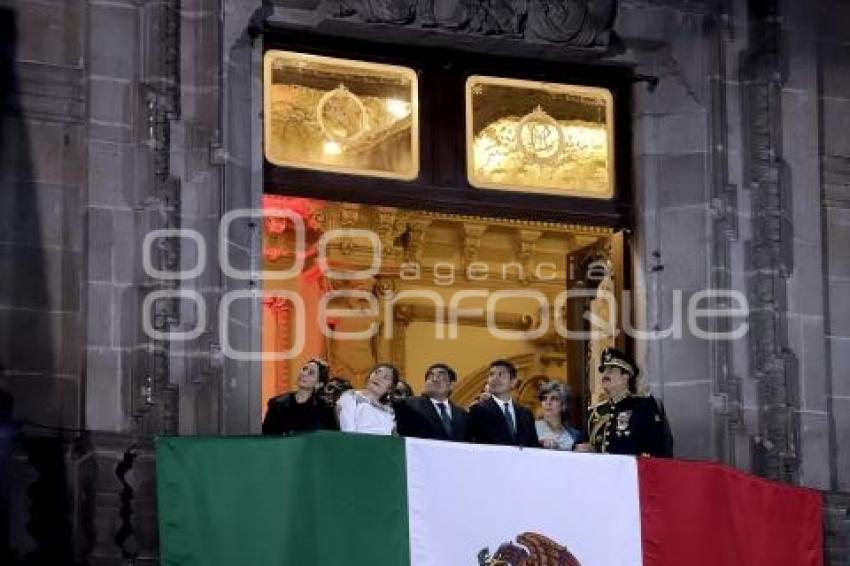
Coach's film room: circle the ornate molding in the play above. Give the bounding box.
[263,296,292,315]
[332,0,617,48]
[264,296,293,391]
[288,202,605,279]
[373,206,407,258]
[516,229,543,285]
[263,196,326,266]
[306,202,367,261]
[420,210,614,235]
[461,223,488,271]
[405,219,432,263]
[391,300,535,330]
[706,2,743,467]
[133,0,182,435]
[741,0,799,483]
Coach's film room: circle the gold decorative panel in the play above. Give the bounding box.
[264,50,419,180]
[466,75,614,199]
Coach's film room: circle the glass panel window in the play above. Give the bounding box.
[466,75,614,199]
[264,50,419,180]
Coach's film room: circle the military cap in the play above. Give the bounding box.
[598,347,639,378]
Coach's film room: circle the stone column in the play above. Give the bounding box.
[621,1,715,459]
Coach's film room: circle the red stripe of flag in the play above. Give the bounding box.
[638,457,823,566]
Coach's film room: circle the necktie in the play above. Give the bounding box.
[437,402,453,437]
[502,402,516,439]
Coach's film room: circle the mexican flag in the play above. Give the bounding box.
[156,432,822,566]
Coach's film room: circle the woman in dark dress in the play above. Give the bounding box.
[262,358,338,435]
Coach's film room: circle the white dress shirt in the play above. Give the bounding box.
[493,397,516,429]
[430,398,452,420]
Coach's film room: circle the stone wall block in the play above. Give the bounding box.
[658,153,708,208]
[823,98,850,158]
[659,206,710,290]
[87,283,115,348]
[829,337,850,398]
[0,181,82,251]
[111,209,139,286]
[89,3,136,80]
[21,121,85,186]
[85,349,124,432]
[828,279,850,336]
[658,112,708,156]
[89,78,133,126]
[826,217,850,278]
[661,381,713,460]
[89,141,135,209]
[8,1,83,67]
[821,43,850,97]
[797,410,831,491]
[833,398,850,492]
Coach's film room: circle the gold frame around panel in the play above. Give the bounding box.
[465,75,615,199]
[263,49,420,181]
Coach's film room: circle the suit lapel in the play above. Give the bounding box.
[485,397,513,440]
[449,402,467,440]
[419,396,448,438]
[514,405,528,441]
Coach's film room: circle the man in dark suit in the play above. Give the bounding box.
[395,363,470,442]
[468,359,538,448]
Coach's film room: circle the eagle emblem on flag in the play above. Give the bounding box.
[477,532,581,565]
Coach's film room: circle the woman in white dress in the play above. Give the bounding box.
[336,363,400,435]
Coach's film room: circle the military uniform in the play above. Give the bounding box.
[586,347,673,457]
[586,391,671,457]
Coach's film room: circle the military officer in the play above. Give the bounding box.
[575,348,673,457]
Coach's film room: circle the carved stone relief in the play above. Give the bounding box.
[405,219,433,263]
[706,5,744,467]
[740,0,799,483]
[516,229,543,286]
[332,0,618,47]
[133,0,182,436]
[462,223,488,273]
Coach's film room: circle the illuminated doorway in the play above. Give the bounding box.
[260,195,625,426]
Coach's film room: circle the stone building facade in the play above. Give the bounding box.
[0,0,848,563]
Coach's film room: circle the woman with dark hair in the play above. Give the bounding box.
[391,379,414,403]
[336,363,400,435]
[535,380,581,451]
[262,358,338,435]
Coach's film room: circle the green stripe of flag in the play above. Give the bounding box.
[156,431,410,566]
